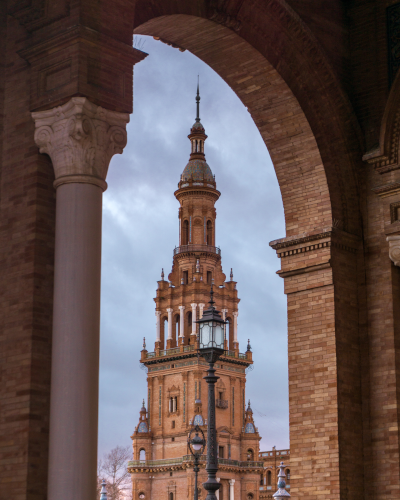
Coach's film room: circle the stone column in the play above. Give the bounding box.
[155,311,162,349]
[233,311,239,348]
[191,303,197,335]
[32,97,129,500]
[216,478,221,500]
[179,306,185,339]
[229,479,235,500]
[166,308,173,348]
[199,303,205,318]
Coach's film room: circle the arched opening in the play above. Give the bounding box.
[206,220,212,246]
[186,311,192,344]
[182,219,189,246]
[99,7,362,500]
[247,449,254,461]
[226,317,233,350]
[267,471,272,486]
[139,448,146,461]
[169,493,173,500]
[286,469,290,485]
[174,314,180,347]
[162,317,167,350]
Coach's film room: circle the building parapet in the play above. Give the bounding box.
[127,455,264,473]
[259,449,290,459]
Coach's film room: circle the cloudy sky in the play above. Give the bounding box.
[98,36,288,458]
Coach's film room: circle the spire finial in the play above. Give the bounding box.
[230,268,233,281]
[161,268,164,280]
[100,479,108,500]
[195,76,200,123]
[142,398,146,409]
[143,337,146,349]
[273,461,291,498]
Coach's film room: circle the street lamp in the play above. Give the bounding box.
[188,425,206,500]
[196,285,226,500]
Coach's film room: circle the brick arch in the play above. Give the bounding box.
[132,5,362,236]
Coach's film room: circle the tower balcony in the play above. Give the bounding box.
[142,347,251,363]
[173,244,221,257]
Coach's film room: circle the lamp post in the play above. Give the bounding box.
[196,286,226,500]
[188,425,206,500]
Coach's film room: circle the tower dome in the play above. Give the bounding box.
[182,159,213,182]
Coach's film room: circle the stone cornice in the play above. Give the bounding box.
[19,25,144,64]
[32,97,129,190]
[270,227,360,257]
[372,182,400,198]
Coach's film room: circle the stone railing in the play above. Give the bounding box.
[128,456,264,469]
[259,448,290,458]
[143,346,250,361]
[173,244,221,257]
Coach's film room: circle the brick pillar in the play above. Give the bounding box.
[32,97,129,500]
[270,228,363,500]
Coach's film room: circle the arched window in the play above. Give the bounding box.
[260,474,264,486]
[169,396,178,412]
[247,449,254,461]
[267,471,271,486]
[207,271,212,285]
[182,220,189,245]
[206,220,212,245]
[286,469,290,484]
[139,449,146,461]
[169,493,173,500]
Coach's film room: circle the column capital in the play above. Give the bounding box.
[191,303,197,308]
[233,311,239,317]
[155,311,162,317]
[32,97,129,191]
[387,235,400,266]
[229,479,235,485]
[178,305,185,311]
[166,308,174,313]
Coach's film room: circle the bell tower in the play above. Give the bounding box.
[129,86,263,500]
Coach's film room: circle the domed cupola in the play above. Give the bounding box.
[179,80,216,187]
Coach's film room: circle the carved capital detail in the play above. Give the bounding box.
[387,235,400,266]
[32,97,129,190]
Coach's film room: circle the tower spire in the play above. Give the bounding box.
[195,76,200,123]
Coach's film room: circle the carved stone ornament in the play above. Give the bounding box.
[387,235,400,266]
[32,97,129,190]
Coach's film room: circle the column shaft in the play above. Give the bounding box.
[233,313,238,342]
[48,183,103,500]
[191,303,197,335]
[156,311,161,342]
[179,306,185,338]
